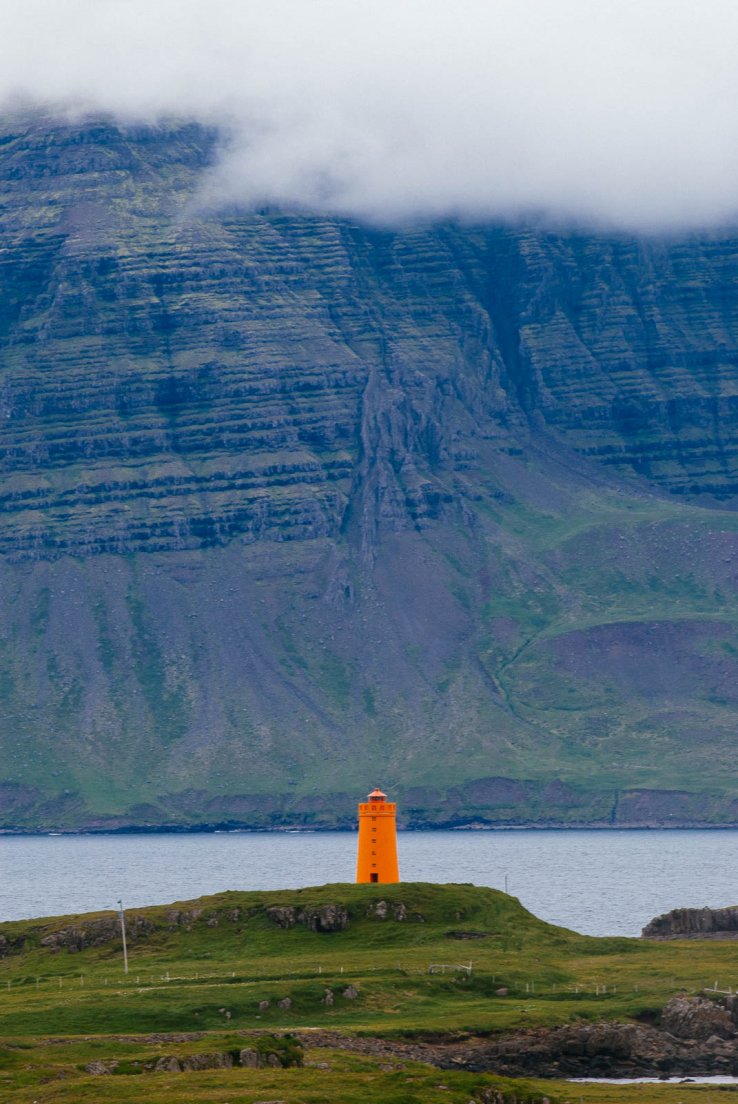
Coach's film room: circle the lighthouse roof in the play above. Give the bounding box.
[368,787,387,800]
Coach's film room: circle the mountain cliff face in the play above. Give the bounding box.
[4,114,738,830]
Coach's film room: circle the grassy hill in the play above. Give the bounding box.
[2,882,737,1103]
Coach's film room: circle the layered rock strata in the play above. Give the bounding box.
[4,115,738,825]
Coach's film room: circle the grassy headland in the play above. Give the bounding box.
[2,882,738,1101]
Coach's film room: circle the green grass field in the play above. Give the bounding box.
[2,882,738,1102]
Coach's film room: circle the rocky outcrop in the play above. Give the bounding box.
[39,915,155,953]
[661,995,735,1040]
[299,1003,738,1079]
[87,1051,235,1074]
[178,1052,235,1072]
[165,908,204,926]
[86,1035,303,1074]
[265,904,348,932]
[0,903,250,959]
[0,933,26,956]
[264,898,424,933]
[469,1017,738,1078]
[643,907,738,939]
[366,900,408,921]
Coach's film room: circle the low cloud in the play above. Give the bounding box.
[2,0,738,230]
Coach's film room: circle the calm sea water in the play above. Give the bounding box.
[2,828,738,936]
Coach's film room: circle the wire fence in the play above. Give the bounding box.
[3,968,729,998]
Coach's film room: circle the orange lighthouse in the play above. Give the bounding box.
[356,786,400,883]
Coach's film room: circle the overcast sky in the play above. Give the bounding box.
[2,0,737,230]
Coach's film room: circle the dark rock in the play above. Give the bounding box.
[85,1059,118,1074]
[265,907,297,929]
[368,901,407,921]
[266,904,348,932]
[301,906,348,933]
[661,996,735,1041]
[445,930,489,940]
[154,1056,182,1072]
[180,1052,233,1071]
[294,1020,738,1081]
[643,907,738,939]
[40,915,155,953]
[469,1019,738,1078]
[165,908,203,926]
[0,933,25,957]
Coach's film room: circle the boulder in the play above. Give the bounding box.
[181,1052,233,1071]
[661,996,735,1041]
[265,906,297,928]
[85,1059,118,1075]
[366,900,408,921]
[154,1056,182,1072]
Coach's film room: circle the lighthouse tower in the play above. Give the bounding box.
[356,786,400,883]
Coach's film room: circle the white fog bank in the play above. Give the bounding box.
[1,0,737,230]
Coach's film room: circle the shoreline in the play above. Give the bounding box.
[5,820,738,837]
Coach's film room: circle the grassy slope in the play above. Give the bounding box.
[475,482,738,793]
[6,121,738,827]
[2,883,738,1102]
[8,454,738,829]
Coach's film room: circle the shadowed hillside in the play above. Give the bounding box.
[4,115,738,829]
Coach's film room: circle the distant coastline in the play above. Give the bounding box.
[4,820,738,837]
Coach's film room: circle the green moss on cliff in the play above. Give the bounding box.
[5,117,738,827]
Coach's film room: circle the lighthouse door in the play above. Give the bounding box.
[370,873,378,883]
